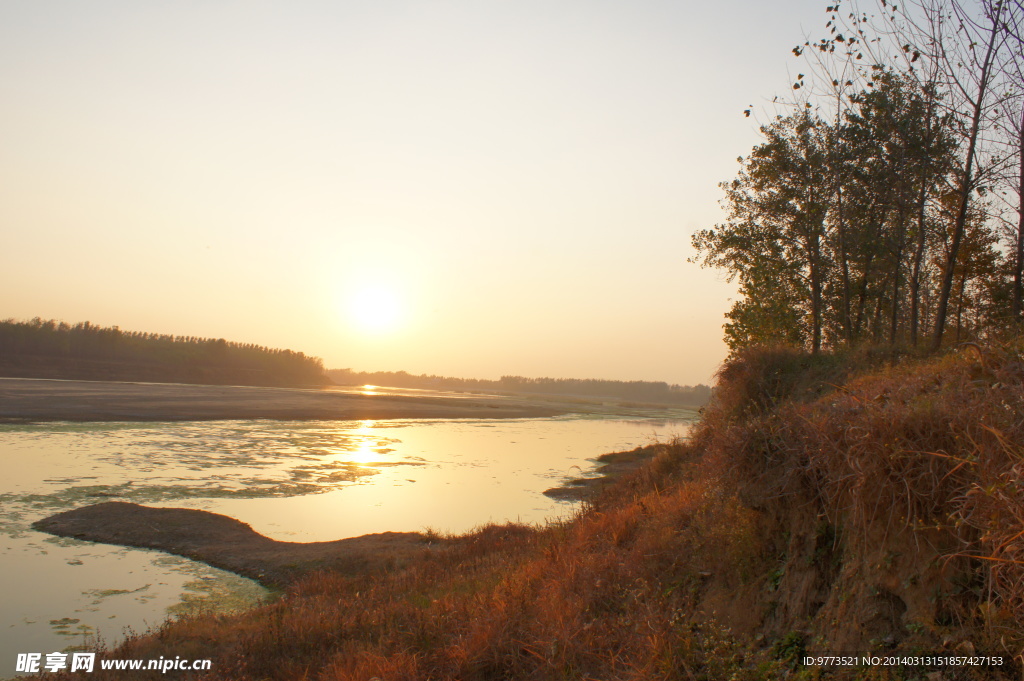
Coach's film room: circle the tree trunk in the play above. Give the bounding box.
[836,185,854,344]
[933,4,1002,349]
[853,207,890,340]
[909,95,935,346]
[1012,107,1024,322]
[890,210,909,345]
[806,220,826,354]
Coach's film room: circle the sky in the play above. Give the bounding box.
[1,0,829,386]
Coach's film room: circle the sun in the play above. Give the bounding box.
[348,284,403,334]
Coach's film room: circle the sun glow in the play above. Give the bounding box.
[348,284,403,335]
[350,420,380,465]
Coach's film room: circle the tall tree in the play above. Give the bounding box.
[991,2,1024,322]
[698,0,1019,354]
[924,0,1011,347]
[693,112,835,352]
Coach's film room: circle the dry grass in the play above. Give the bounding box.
[57,343,1024,680]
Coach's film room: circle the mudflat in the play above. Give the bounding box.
[0,377,565,422]
[33,502,434,588]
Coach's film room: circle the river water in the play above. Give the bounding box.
[1,407,691,674]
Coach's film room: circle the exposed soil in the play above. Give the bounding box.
[32,502,439,588]
[0,377,564,422]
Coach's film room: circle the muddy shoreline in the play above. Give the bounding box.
[542,446,659,501]
[0,377,565,422]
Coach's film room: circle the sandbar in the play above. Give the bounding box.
[0,377,564,422]
[32,502,436,588]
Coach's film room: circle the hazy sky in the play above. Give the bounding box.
[2,0,826,385]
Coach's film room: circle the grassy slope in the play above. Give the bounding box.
[63,345,1024,680]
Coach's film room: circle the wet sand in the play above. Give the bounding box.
[0,377,565,422]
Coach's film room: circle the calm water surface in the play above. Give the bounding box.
[1,412,691,673]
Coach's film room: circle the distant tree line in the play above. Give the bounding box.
[692,0,1024,353]
[328,368,712,406]
[0,318,327,387]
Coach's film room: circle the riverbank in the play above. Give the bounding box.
[0,377,565,422]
